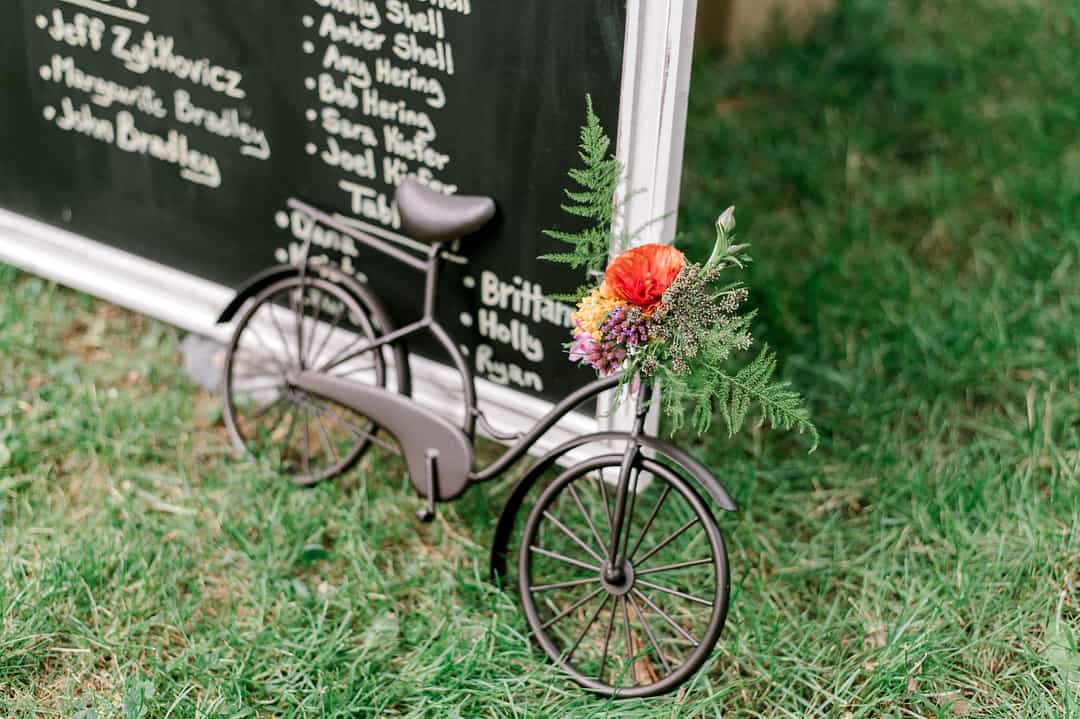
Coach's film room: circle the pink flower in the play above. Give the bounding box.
[568,326,599,365]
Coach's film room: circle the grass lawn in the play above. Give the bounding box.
[2,0,1079,716]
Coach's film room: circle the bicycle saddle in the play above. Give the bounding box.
[395,179,495,245]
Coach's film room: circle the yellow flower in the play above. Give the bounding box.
[572,288,625,341]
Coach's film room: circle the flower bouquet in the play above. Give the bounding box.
[545,99,816,446]
[569,210,748,379]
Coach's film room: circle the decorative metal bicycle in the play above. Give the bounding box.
[215,180,738,698]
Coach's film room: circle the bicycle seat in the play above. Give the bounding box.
[395,179,495,245]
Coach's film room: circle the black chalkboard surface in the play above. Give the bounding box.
[0,0,627,407]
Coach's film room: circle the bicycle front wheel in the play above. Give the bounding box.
[518,453,729,698]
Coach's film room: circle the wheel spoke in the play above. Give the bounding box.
[540,586,604,631]
[250,398,288,444]
[593,473,613,533]
[231,358,289,379]
[301,288,323,370]
[529,546,599,574]
[329,361,378,378]
[597,591,618,682]
[289,283,305,369]
[635,557,714,577]
[245,324,291,374]
[561,592,610,664]
[306,298,346,371]
[621,595,635,684]
[300,396,398,456]
[251,395,288,421]
[619,467,641,560]
[565,483,606,559]
[316,333,377,374]
[300,404,312,475]
[628,592,672,675]
[636,579,713,607]
[312,409,338,463]
[266,301,295,366]
[634,517,699,566]
[278,405,299,468]
[231,380,287,395]
[542,511,604,564]
[631,588,699,646]
[629,484,671,560]
[531,577,600,593]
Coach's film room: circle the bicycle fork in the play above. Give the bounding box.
[603,441,640,584]
[602,385,651,583]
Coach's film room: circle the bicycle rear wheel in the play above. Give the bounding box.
[222,274,393,485]
[518,454,729,698]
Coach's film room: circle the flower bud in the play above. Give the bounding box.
[717,206,736,234]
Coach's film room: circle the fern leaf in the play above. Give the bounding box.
[717,347,819,450]
[540,95,621,276]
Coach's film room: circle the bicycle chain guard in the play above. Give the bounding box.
[289,370,474,501]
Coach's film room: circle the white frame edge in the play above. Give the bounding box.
[616,0,699,249]
[603,0,699,432]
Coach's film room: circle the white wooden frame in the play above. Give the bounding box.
[0,0,699,456]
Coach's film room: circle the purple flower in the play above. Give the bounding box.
[569,306,651,376]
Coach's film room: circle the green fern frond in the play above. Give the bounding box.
[537,251,582,264]
[545,284,596,303]
[540,95,621,276]
[645,339,816,450]
[712,347,818,450]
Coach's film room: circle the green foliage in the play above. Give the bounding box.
[540,95,621,284]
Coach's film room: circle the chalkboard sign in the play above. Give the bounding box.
[0,0,699,444]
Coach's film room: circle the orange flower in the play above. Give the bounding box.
[604,244,685,314]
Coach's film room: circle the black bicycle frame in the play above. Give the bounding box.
[287,198,643,489]
[289,198,481,439]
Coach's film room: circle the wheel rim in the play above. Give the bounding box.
[223,276,388,485]
[518,454,729,698]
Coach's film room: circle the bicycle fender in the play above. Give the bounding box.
[216,263,412,396]
[216,264,297,324]
[490,431,737,583]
